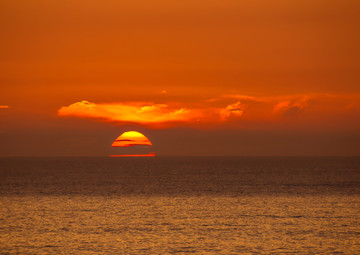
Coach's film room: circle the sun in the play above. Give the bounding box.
[110,131,155,157]
[112,131,153,147]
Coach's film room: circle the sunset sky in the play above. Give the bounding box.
[1,0,359,156]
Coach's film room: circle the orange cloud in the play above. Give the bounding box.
[272,95,311,117]
[58,100,245,127]
[0,105,10,109]
[220,101,245,120]
[58,93,360,129]
[58,101,199,126]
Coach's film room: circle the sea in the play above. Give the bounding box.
[0,157,359,254]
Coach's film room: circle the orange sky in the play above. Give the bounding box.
[0,0,359,156]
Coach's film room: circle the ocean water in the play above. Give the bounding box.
[0,157,359,254]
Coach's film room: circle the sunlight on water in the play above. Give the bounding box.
[0,157,359,254]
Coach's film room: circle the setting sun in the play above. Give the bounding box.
[112,131,152,147]
[111,131,154,157]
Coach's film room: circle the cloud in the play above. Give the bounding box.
[272,101,291,113]
[57,93,360,129]
[58,100,247,127]
[58,101,195,125]
[220,101,245,120]
[0,105,10,109]
[272,95,310,117]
